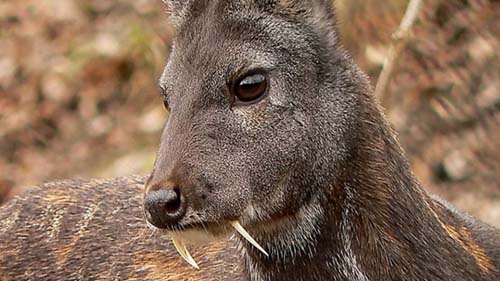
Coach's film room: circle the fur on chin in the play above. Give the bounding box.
[168,228,228,245]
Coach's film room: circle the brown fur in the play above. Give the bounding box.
[0,176,242,280]
[2,1,499,280]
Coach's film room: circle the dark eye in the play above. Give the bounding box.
[233,73,268,104]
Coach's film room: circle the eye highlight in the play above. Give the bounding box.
[232,72,268,105]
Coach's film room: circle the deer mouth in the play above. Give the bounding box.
[162,220,269,269]
[143,185,270,268]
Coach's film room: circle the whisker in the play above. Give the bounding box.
[149,227,158,239]
[194,212,209,234]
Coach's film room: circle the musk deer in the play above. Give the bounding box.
[1,0,499,280]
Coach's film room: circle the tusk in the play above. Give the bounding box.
[171,236,200,269]
[230,221,269,257]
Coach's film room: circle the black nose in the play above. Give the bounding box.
[144,188,186,229]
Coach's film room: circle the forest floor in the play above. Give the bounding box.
[1,0,498,226]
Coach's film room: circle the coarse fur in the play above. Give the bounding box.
[149,0,500,280]
[0,176,243,280]
[1,0,499,280]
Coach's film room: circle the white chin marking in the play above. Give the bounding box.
[167,222,271,269]
[168,230,221,270]
[170,229,220,245]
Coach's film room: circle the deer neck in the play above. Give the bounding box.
[238,111,438,281]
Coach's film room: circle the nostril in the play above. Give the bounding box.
[163,188,182,213]
[144,188,186,229]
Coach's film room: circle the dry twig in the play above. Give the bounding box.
[375,0,423,110]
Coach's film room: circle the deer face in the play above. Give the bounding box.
[144,0,354,247]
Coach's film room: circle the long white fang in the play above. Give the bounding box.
[230,221,269,257]
[171,237,200,269]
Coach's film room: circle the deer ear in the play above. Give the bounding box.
[278,0,337,43]
[278,0,335,21]
[162,0,192,25]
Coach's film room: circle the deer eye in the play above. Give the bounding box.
[233,73,268,104]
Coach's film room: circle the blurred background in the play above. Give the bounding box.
[0,0,498,226]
